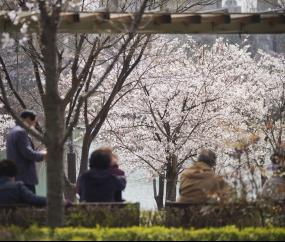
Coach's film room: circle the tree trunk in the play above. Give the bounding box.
[46,144,64,227]
[63,175,77,201]
[165,154,178,202]
[41,6,64,227]
[153,176,164,210]
[166,174,178,202]
[63,130,91,201]
[79,132,92,177]
[261,174,267,187]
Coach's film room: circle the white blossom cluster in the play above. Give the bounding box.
[91,35,285,185]
[0,112,15,152]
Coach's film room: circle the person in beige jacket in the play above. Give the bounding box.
[177,149,229,203]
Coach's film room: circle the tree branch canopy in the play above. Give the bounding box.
[0,74,45,143]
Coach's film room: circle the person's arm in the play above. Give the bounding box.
[115,176,126,191]
[19,183,46,206]
[77,183,82,197]
[16,130,45,162]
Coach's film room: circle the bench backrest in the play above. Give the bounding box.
[165,201,209,208]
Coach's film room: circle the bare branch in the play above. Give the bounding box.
[0,55,27,109]
[0,74,45,143]
[58,0,150,147]
[108,119,171,182]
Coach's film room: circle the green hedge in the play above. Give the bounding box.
[1,226,285,241]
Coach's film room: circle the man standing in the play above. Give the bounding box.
[6,110,47,194]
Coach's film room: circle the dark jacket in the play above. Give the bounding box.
[0,177,46,206]
[78,169,126,203]
[109,165,125,202]
[77,165,126,202]
[6,125,44,185]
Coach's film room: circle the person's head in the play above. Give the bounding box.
[89,149,112,170]
[99,147,118,166]
[270,153,285,176]
[270,153,285,165]
[20,110,37,127]
[0,159,18,180]
[197,149,217,168]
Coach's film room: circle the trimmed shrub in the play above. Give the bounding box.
[0,203,140,228]
[163,199,285,229]
[0,200,284,229]
[1,226,285,241]
[65,203,140,228]
[0,207,45,229]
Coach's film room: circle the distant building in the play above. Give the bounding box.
[223,0,241,13]
[203,0,241,13]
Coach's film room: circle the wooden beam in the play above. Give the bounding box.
[111,14,133,24]
[1,11,285,34]
[261,15,285,25]
[62,12,109,24]
[203,15,231,24]
[231,14,261,25]
[64,14,80,24]
[154,14,171,25]
[172,15,201,25]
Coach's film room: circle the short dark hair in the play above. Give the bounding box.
[89,150,111,170]
[0,159,18,177]
[198,149,217,167]
[20,110,37,121]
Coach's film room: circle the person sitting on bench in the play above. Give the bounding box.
[177,149,230,203]
[0,159,46,206]
[100,147,126,202]
[78,149,126,203]
[262,153,285,200]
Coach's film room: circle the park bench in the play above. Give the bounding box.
[0,202,140,228]
[165,201,211,228]
[165,201,209,208]
[165,200,285,228]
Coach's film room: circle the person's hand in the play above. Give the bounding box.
[41,150,47,160]
[118,176,126,181]
[63,199,74,209]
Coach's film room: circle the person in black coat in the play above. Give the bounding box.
[78,149,126,203]
[100,147,126,202]
[6,110,47,194]
[0,159,46,206]
[77,147,126,202]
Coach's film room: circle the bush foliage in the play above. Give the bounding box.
[0,226,285,241]
[1,199,285,229]
[0,203,140,228]
[140,199,285,229]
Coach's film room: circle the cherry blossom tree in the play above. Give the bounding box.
[97,36,279,208]
[220,50,285,191]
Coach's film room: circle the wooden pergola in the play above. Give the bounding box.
[1,8,285,34]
